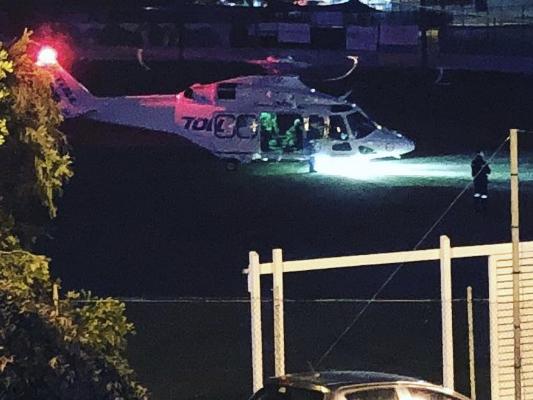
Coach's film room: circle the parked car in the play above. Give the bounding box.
[250,371,471,400]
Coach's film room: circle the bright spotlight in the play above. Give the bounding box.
[36,46,58,66]
[314,155,469,180]
[314,155,376,179]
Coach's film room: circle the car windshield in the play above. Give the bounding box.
[407,387,463,399]
[346,111,377,138]
[252,385,326,400]
[346,388,398,400]
[345,387,463,400]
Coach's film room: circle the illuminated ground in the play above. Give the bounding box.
[247,153,533,185]
[48,127,533,298]
[42,63,533,400]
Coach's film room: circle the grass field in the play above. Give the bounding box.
[39,61,533,400]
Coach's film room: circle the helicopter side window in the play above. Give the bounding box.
[217,83,237,100]
[183,87,194,99]
[214,114,236,138]
[329,115,349,141]
[235,114,257,138]
[347,111,377,138]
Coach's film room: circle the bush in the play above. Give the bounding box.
[0,30,150,400]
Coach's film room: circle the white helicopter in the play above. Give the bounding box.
[37,46,415,168]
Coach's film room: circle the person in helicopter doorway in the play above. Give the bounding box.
[304,119,323,173]
[471,150,491,214]
[282,118,302,152]
[260,112,280,151]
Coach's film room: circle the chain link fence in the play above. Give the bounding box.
[361,0,533,25]
[121,298,490,400]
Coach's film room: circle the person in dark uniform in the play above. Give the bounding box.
[304,120,322,173]
[305,141,317,173]
[471,150,491,213]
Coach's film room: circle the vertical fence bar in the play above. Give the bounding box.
[510,128,522,400]
[272,248,285,377]
[467,286,476,400]
[248,251,263,392]
[488,256,500,400]
[440,235,454,389]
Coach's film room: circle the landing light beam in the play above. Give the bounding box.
[313,155,468,180]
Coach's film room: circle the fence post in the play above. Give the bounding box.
[510,128,522,400]
[488,255,500,400]
[272,248,286,377]
[249,251,263,392]
[440,235,454,389]
[467,286,476,400]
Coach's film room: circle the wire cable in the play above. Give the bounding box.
[314,134,511,368]
[70,296,490,304]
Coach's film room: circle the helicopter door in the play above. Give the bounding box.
[259,112,279,151]
[259,112,304,152]
[277,113,304,151]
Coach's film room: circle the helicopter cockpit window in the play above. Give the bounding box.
[347,111,377,138]
[329,115,349,140]
[217,83,237,100]
[308,115,325,140]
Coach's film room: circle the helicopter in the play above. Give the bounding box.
[36,46,415,169]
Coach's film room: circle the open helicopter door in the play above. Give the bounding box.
[258,113,307,156]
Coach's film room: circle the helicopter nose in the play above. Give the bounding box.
[405,138,415,153]
[388,130,415,155]
[397,136,415,155]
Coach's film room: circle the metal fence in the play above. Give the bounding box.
[123,297,490,400]
[361,0,533,26]
[245,239,533,400]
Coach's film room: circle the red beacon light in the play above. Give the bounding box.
[36,46,58,66]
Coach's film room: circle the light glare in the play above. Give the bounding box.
[36,46,58,66]
[314,155,468,180]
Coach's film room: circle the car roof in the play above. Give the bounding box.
[268,370,421,390]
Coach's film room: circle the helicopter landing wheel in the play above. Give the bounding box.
[225,159,239,172]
